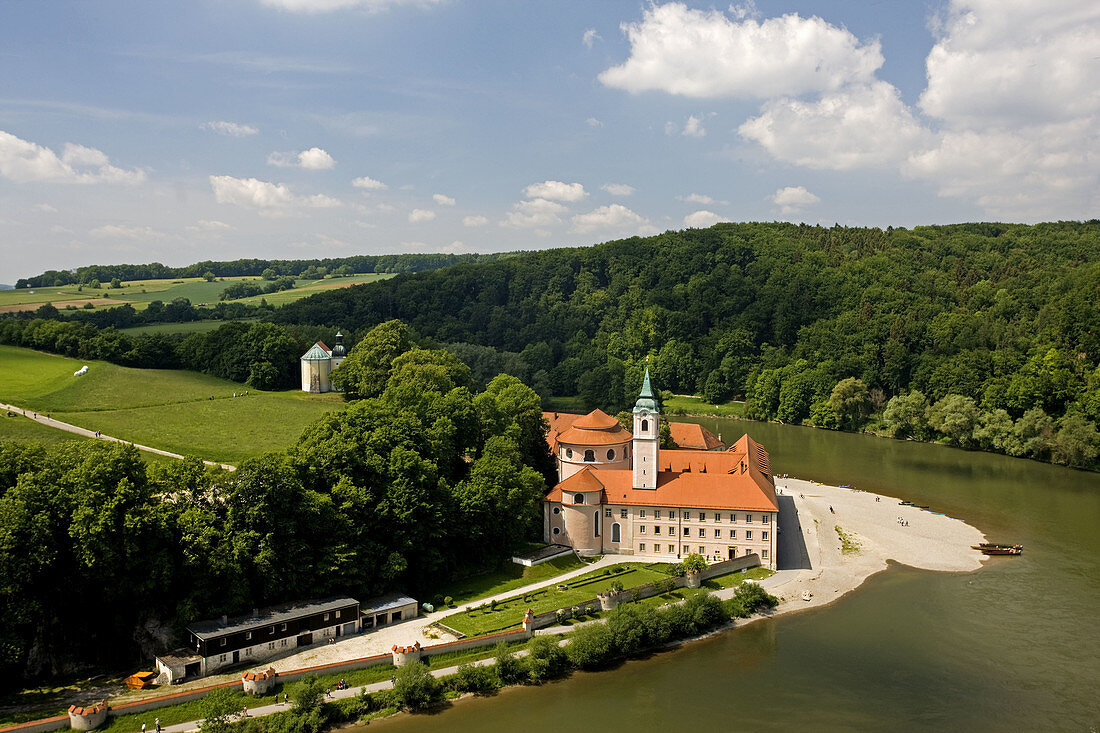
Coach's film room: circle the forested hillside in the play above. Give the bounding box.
[274,222,1099,424]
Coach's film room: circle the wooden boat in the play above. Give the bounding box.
[972,543,1023,555]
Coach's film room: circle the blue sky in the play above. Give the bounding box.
[1,0,1097,283]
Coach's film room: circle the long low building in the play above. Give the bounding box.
[157,597,360,682]
[542,370,779,568]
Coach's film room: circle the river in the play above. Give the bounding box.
[364,419,1100,731]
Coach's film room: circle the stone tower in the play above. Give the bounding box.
[331,331,347,370]
[632,367,659,489]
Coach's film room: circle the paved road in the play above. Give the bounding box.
[0,402,236,470]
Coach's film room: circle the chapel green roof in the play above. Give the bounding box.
[302,344,330,361]
[634,367,658,412]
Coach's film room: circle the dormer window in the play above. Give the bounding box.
[574,493,585,504]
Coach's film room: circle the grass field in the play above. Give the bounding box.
[0,274,393,313]
[0,346,342,463]
[430,555,589,609]
[662,395,747,418]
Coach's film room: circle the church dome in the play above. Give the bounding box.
[331,331,346,357]
[557,409,631,446]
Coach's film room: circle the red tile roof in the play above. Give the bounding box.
[572,408,620,429]
[669,422,724,450]
[544,409,632,448]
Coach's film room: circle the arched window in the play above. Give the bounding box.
[641,419,649,432]
[612,523,621,543]
[574,493,585,505]
[606,448,615,460]
[594,511,600,537]
[584,449,595,462]
[565,448,573,459]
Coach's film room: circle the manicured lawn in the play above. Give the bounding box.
[0,413,87,445]
[430,555,589,609]
[663,395,746,417]
[438,563,677,637]
[0,346,342,463]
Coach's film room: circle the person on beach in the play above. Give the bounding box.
[155,718,160,733]
[142,723,146,733]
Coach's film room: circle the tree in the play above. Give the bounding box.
[682,552,707,573]
[330,320,414,400]
[1052,414,1100,468]
[974,409,1014,451]
[566,621,615,670]
[261,268,278,281]
[828,378,871,431]
[882,391,930,439]
[1011,407,1055,459]
[199,687,240,733]
[927,394,980,447]
[109,278,122,289]
[391,662,442,710]
[493,641,526,684]
[203,271,217,282]
[526,635,567,682]
[293,675,325,713]
[452,662,498,693]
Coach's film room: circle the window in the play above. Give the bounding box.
[683,527,690,536]
[620,508,628,518]
[269,625,275,634]
[714,529,721,538]
[730,513,737,522]
[730,530,737,539]
[612,523,621,543]
[607,449,616,460]
[668,545,675,553]
[335,610,341,619]
[220,654,226,662]
[640,509,647,518]
[699,546,705,554]
[746,530,753,540]
[640,543,646,552]
[641,419,649,432]
[574,493,585,504]
[714,513,721,521]
[654,544,660,552]
[698,512,705,521]
[245,632,252,640]
[584,449,595,462]
[281,623,287,631]
[654,525,661,534]
[605,508,612,517]
[640,525,646,534]
[746,514,753,523]
[594,511,600,537]
[323,613,330,622]
[762,514,769,523]
[762,549,769,558]
[553,506,560,515]
[280,639,288,647]
[669,510,676,519]
[565,448,573,458]
[654,509,661,519]
[553,527,560,535]
[698,528,705,538]
[762,531,769,540]
[220,638,226,647]
[268,642,275,650]
[668,526,675,536]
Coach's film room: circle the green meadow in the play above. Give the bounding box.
[0,346,342,463]
[0,273,393,313]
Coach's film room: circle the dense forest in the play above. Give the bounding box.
[0,323,552,683]
[14,252,509,289]
[269,222,1100,466]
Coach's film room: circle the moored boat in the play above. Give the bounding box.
[972,543,1023,555]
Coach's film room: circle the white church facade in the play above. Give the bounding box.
[300,332,346,393]
[543,370,779,568]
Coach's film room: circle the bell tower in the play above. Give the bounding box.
[632,367,659,489]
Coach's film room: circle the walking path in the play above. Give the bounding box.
[0,402,236,470]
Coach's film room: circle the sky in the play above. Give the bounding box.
[1,0,1097,283]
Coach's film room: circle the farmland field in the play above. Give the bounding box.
[0,273,393,313]
[0,346,342,462]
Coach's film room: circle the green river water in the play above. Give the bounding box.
[367,420,1100,732]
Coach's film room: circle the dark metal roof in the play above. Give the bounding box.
[187,597,359,640]
[359,592,418,616]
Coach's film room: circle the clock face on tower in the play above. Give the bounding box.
[639,410,649,418]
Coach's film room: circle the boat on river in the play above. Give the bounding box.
[973,543,1023,555]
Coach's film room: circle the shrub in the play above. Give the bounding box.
[451,662,498,694]
[199,687,241,733]
[607,604,648,654]
[526,636,568,682]
[608,580,624,593]
[727,582,779,618]
[567,622,615,670]
[682,552,707,573]
[391,663,442,710]
[684,592,725,631]
[494,641,526,684]
[444,596,453,607]
[490,599,498,611]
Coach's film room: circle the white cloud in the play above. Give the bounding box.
[408,208,436,223]
[89,224,164,240]
[601,183,635,197]
[201,121,259,137]
[583,28,602,49]
[679,193,714,204]
[682,114,706,137]
[209,175,341,215]
[772,186,820,214]
[586,117,604,128]
[501,198,567,228]
[523,180,587,202]
[664,121,677,136]
[33,203,57,212]
[187,219,233,233]
[463,215,489,227]
[260,0,446,13]
[599,3,882,98]
[0,130,145,184]
[351,175,388,190]
[739,81,933,170]
[570,204,650,235]
[432,193,456,206]
[684,210,721,227]
[268,147,336,170]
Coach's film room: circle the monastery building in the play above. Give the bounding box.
[543,370,779,568]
